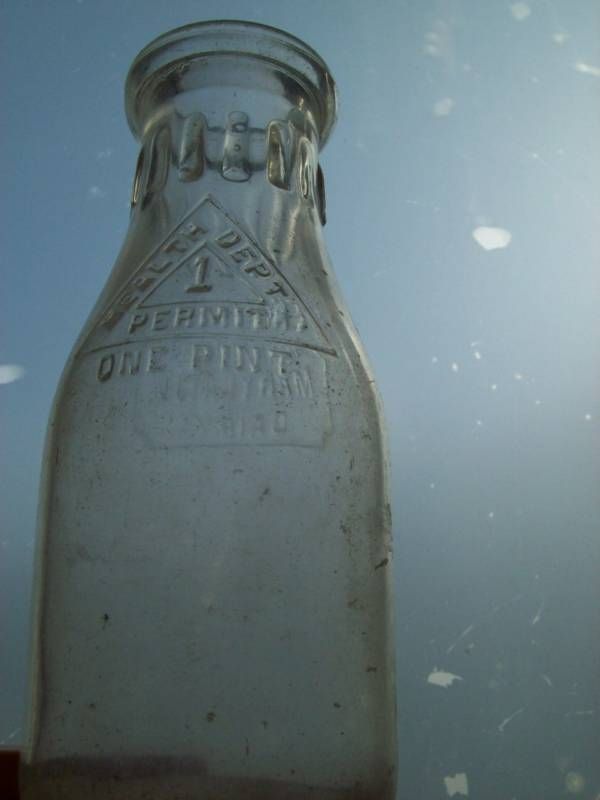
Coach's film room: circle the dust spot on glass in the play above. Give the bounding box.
[488,511,495,519]
[97,148,114,160]
[574,61,600,77]
[433,97,454,117]
[427,669,463,688]
[0,364,25,385]
[444,772,469,796]
[584,413,592,421]
[432,356,439,364]
[88,185,106,199]
[423,31,441,57]
[513,372,523,381]
[475,420,483,427]
[451,362,459,373]
[491,384,498,392]
[510,3,531,21]
[472,226,512,251]
[473,350,482,360]
[423,22,450,59]
[552,32,569,45]
[565,771,586,794]
[430,482,436,489]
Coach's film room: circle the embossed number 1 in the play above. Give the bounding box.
[186,254,212,293]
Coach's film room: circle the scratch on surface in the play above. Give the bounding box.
[446,624,476,654]
[530,599,544,625]
[498,707,525,732]
[565,709,595,717]
[490,593,523,616]
[0,726,21,745]
[402,198,442,212]
[540,673,553,687]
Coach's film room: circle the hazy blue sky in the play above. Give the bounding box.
[2,2,599,798]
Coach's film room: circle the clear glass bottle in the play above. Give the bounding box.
[21,21,397,799]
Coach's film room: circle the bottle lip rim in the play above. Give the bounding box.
[125,20,338,147]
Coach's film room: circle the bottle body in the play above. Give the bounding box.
[21,22,396,799]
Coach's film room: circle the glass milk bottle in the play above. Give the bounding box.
[21,21,397,800]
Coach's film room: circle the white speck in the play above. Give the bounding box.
[0,727,21,745]
[444,773,469,797]
[535,399,542,406]
[552,32,569,45]
[451,362,459,373]
[462,63,472,72]
[510,3,531,21]
[432,356,439,364]
[541,673,553,687]
[498,707,525,732]
[433,97,454,117]
[0,364,25,385]
[584,413,592,421]
[491,384,498,392]
[531,152,540,160]
[473,350,482,360]
[428,669,463,688]
[470,340,481,348]
[97,148,114,160]
[476,420,483,427]
[488,511,495,519]
[514,372,523,381]
[530,75,540,84]
[430,482,436,489]
[472,226,512,251]
[424,43,439,56]
[88,185,106,198]
[574,61,600,78]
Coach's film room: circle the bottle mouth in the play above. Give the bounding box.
[125,20,338,148]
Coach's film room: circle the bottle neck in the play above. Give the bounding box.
[129,77,326,223]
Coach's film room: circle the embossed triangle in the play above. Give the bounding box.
[88,195,336,356]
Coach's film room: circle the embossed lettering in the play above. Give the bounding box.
[95,197,335,356]
[119,350,142,376]
[97,354,115,382]
[174,307,194,327]
[151,310,171,331]
[244,262,271,278]
[148,346,168,372]
[230,247,257,266]
[266,281,288,297]
[186,254,212,294]
[129,312,148,334]
[215,229,242,249]
[191,343,213,369]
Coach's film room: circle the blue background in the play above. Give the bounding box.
[2,2,599,798]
